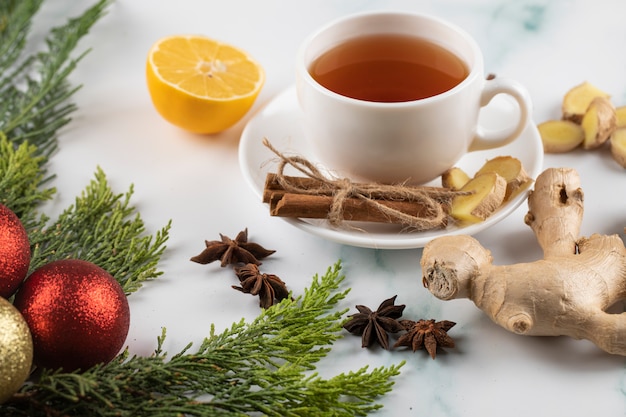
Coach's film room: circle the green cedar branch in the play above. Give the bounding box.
[27,167,171,294]
[4,263,404,416]
[0,132,55,227]
[0,0,112,157]
[0,0,111,225]
[0,1,43,86]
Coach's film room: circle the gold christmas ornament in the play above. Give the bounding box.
[0,297,33,404]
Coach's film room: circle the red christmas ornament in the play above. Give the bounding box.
[0,203,31,299]
[13,259,130,371]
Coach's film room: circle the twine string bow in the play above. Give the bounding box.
[262,138,454,230]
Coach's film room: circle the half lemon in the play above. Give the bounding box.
[146,35,264,134]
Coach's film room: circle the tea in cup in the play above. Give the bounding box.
[295,11,532,184]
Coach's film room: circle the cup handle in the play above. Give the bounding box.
[469,77,532,152]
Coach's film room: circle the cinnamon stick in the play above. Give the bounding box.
[268,192,449,225]
[263,173,458,203]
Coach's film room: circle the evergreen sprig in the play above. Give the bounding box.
[26,167,171,293]
[5,264,403,416]
[0,132,54,227]
[0,0,111,237]
[0,0,112,157]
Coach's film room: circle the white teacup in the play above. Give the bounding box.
[295,11,532,185]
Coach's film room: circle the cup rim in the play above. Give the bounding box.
[296,10,484,107]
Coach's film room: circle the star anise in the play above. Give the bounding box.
[394,319,456,359]
[232,263,290,308]
[190,228,275,267]
[343,295,406,350]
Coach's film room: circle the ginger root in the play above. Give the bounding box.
[612,107,626,168]
[610,128,626,168]
[421,167,626,355]
[562,81,611,123]
[537,119,584,153]
[444,156,532,224]
[580,96,616,149]
[441,167,470,191]
[449,172,506,224]
[474,155,531,200]
[539,81,626,168]
[615,105,626,128]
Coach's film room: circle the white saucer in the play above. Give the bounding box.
[239,86,544,249]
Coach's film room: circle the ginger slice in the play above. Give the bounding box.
[441,167,470,190]
[450,172,507,223]
[581,96,616,149]
[562,81,611,123]
[615,105,626,128]
[610,127,626,168]
[474,156,532,200]
[537,119,584,153]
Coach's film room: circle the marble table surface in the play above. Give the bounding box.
[36,0,626,415]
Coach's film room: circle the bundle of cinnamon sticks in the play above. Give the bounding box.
[263,173,461,229]
[259,138,467,230]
